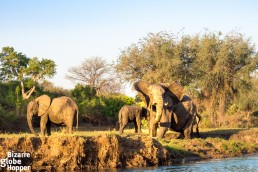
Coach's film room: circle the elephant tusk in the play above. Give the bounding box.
[153,119,159,124]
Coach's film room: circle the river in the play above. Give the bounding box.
[119,155,258,172]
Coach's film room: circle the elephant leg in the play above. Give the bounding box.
[190,124,194,138]
[147,117,150,134]
[184,128,192,139]
[149,111,158,137]
[65,126,69,133]
[119,123,126,134]
[156,108,170,138]
[196,126,200,138]
[46,119,51,136]
[119,118,127,134]
[68,126,72,134]
[183,117,194,139]
[40,115,48,136]
[136,116,142,133]
[63,112,74,134]
[133,119,138,133]
[150,123,158,137]
[178,130,184,139]
[157,127,168,138]
[65,121,73,134]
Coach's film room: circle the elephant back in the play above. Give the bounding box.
[49,97,77,114]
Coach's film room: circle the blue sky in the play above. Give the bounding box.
[1,0,258,96]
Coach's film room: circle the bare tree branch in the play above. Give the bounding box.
[20,81,36,100]
[66,56,121,94]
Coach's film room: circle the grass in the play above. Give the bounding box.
[0,127,241,137]
[0,126,136,138]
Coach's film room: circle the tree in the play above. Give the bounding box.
[66,56,121,95]
[115,32,191,84]
[116,31,258,127]
[0,46,56,100]
[71,84,97,103]
[39,80,70,98]
[191,32,258,125]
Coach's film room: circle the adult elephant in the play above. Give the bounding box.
[134,81,199,139]
[118,105,149,134]
[27,95,79,136]
[170,95,199,139]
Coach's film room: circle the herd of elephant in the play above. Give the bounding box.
[27,81,201,139]
[119,81,201,139]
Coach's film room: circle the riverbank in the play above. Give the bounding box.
[0,128,258,171]
[161,128,258,161]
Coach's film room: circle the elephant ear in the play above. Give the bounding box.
[35,95,51,116]
[161,82,184,104]
[133,81,151,108]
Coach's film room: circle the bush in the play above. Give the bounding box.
[252,111,258,117]
[71,84,135,119]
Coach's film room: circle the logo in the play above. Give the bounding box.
[0,151,31,171]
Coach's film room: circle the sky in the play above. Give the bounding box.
[1,0,258,97]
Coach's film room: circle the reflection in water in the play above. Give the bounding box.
[119,155,258,172]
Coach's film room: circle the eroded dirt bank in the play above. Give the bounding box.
[0,129,258,171]
[0,135,170,171]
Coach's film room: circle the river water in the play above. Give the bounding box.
[119,155,258,172]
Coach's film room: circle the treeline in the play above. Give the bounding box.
[0,47,134,128]
[0,81,68,124]
[0,81,134,124]
[1,30,258,129]
[116,31,258,128]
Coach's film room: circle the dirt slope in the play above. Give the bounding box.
[0,135,170,171]
[1,128,258,171]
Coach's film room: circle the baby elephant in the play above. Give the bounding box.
[118,105,148,134]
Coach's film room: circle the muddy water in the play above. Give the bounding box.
[119,155,258,172]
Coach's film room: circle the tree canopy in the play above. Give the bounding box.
[0,46,56,100]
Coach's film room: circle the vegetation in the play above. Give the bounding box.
[0,81,68,125]
[71,84,134,118]
[1,30,258,128]
[116,31,258,127]
[0,46,56,100]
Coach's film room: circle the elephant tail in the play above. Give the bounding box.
[76,109,79,130]
[195,112,201,137]
[115,121,119,130]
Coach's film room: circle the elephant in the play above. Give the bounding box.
[118,105,149,134]
[27,95,79,136]
[134,81,199,139]
[169,95,199,139]
[192,113,201,137]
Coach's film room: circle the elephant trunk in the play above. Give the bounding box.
[150,122,158,137]
[27,112,38,136]
[153,97,164,124]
